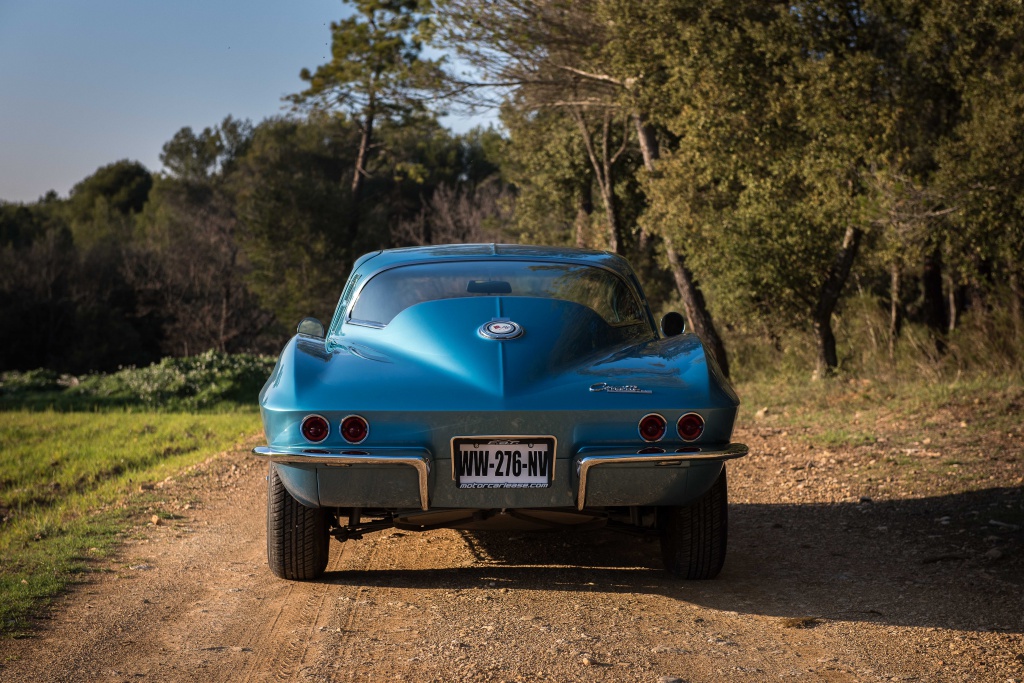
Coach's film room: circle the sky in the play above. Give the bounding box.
[0,0,486,204]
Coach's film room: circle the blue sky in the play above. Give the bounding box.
[0,0,486,203]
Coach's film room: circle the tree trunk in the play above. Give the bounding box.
[1011,269,1024,349]
[813,317,838,378]
[922,245,947,354]
[599,115,624,254]
[633,115,730,377]
[889,262,902,361]
[665,239,730,377]
[598,176,622,254]
[572,108,627,255]
[634,114,660,173]
[632,115,657,256]
[574,184,593,248]
[348,113,375,245]
[947,276,961,334]
[813,226,863,379]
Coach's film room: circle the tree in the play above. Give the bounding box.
[159,117,253,185]
[66,159,152,249]
[126,117,271,355]
[132,193,269,354]
[436,0,637,253]
[392,179,513,246]
[436,0,731,373]
[936,45,1024,353]
[232,116,354,329]
[635,0,962,377]
[499,106,598,248]
[288,0,442,245]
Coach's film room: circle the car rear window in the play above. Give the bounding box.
[348,261,644,327]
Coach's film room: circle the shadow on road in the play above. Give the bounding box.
[321,486,1023,634]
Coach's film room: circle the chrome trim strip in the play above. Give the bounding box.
[252,446,431,511]
[574,443,748,510]
[346,318,386,330]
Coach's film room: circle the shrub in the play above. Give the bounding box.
[0,351,275,411]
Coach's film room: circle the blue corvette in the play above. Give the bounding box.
[254,244,747,580]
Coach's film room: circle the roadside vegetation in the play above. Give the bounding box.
[0,351,275,412]
[733,302,1022,504]
[739,374,1023,496]
[0,354,267,636]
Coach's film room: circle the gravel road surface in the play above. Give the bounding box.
[2,425,1022,682]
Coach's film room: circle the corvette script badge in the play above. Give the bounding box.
[589,382,653,394]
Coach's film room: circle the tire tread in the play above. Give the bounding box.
[660,467,728,579]
[267,464,330,580]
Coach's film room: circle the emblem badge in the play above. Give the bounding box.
[589,382,653,394]
[479,319,524,340]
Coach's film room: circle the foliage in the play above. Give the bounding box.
[288,0,445,249]
[135,122,271,356]
[724,288,1024,384]
[290,0,440,123]
[67,159,153,249]
[500,106,596,247]
[3,0,1023,379]
[0,210,162,374]
[0,351,275,411]
[229,115,355,330]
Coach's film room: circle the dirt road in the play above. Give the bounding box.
[2,426,1022,682]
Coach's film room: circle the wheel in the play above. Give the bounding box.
[659,466,728,579]
[266,463,330,580]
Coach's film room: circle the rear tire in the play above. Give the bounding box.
[267,463,330,580]
[659,466,728,579]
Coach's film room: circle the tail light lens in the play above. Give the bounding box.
[340,415,369,444]
[300,415,330,443]
[638,413,667,442]
[677,413,705,441]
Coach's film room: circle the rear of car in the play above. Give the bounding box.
[254,245,746,580]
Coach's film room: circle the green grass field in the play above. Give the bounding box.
[738,374,1024,447]
[0,410,262,637]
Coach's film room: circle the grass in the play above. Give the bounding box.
[0,410,262,637]
[736,373,1024,448]
[734,373,1024,498]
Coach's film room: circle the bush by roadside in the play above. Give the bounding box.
[0,350,276,411]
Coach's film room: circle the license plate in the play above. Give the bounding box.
[452,437,556,489]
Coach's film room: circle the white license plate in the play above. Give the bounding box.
[452,437,555,489]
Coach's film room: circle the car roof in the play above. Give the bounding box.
[351,244,637,282]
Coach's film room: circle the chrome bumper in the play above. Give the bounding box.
[252,446,431,510]
[575,443,748,510]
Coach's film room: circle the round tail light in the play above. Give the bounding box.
[340,415,369,444]
[677,413,705,441]
[638,413,667,442]
[300,415,330,443]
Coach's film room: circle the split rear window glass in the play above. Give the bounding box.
[349,261,644,327]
